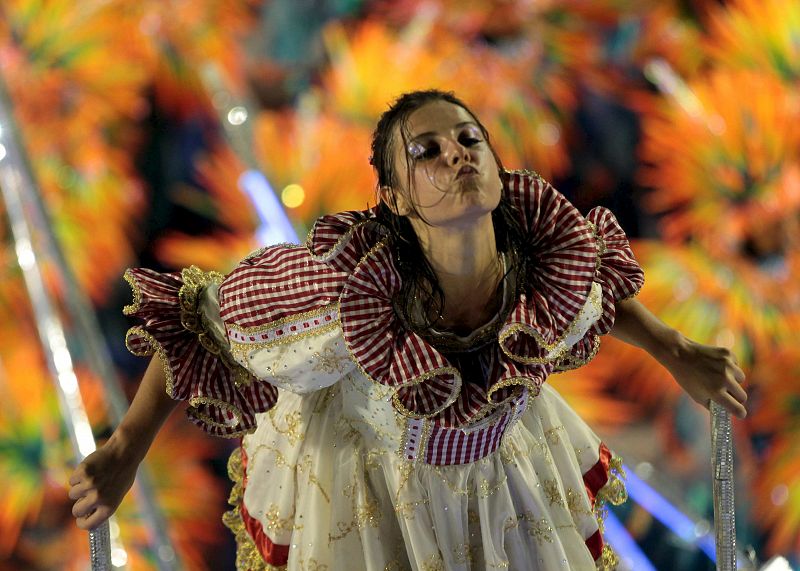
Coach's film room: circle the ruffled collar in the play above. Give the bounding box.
[306,170,599,427]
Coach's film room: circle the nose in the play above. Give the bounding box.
[442,138,469,166]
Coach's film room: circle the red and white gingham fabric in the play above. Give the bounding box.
[123,170,643,437]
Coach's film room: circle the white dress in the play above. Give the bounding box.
[123,171,642,570]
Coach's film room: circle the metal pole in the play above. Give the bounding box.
[0,78,178,569]
[710,401,736,571]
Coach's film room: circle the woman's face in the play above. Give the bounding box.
[387,100,502,229]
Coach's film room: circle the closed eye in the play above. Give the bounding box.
[408,142,441,161]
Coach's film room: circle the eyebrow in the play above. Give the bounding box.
[409,121,478,141]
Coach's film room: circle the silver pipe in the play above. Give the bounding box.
[0,78,178,569]
[710,401,736,571]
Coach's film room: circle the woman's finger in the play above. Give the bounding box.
[72,492,98,518]
[68,465,87,486]
[68,480,93,500]
[713,391,747,419]
[726,376,748,404]
[731,364,746,384]
[77,505,111,531]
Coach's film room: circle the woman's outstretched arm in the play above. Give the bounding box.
[68,354,178,530]
[610,297,748,419]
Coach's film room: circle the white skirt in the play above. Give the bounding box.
[223,371,624,571]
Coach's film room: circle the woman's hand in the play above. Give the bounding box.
[611,299,748,418]
[662,336,748,419]
[68,433,142,530]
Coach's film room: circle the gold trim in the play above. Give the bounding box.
[178,265,225,335]
[125,326,255,438]
[618,275,644,301]
[230,320,341,361]
[499,282,603,367]
[593,455,628,534]
[390,366,463,419]
[486,376,540,404]
[596,544,620,571]
[505,168,546,184]
[125,326,176,396]
[554,335,601,372]
[122,269,143,315]
[336,238,464,420]
[305,219,370,262]
[227,303,340,335]
[188,395,241,427]
[222,448,288,570]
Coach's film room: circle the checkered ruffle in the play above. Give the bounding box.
[308,170,643,425]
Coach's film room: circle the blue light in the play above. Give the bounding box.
[623,465,717,561]
[604,509,657,571]
[238,169,299,245]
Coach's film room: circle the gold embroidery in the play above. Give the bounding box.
[524,517,554,544]
[394,498,429,520]
[248,445,331,502]
[298,558,328,571]
[328,482,382,542]
[503,516,519,531]
[345,372,394,401]
[222,448,288,570]
[543,479,566,507]
[337,415,401,446]
[298,455,331,503]
[268,409,306,445]
[312,347,351,374]
[486,376,541,404]
[390,366,462,419]
[555,335,601,372]
[544,425,564,446]
[312,384,340,414]
[188,395,242,430]
[122,269,143,314]
[264,503,302,533]
[420,554,445,571]
[425,464,508,499]
[452,542,478,564]
[566,487,593,516]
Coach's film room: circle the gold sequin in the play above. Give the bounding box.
[312,346,352,374]
[596,544,620,570]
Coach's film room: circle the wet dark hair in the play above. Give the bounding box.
[370,89,529,334]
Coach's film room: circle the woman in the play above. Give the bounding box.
[69,90,747,570]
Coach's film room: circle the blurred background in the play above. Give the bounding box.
[0,0,798,569]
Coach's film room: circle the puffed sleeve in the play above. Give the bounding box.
[499,170,644,373]
[585,206,645,334]
[124,266,274,438]
[123,246,354,437]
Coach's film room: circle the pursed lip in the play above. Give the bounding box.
[456,165,478,178]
